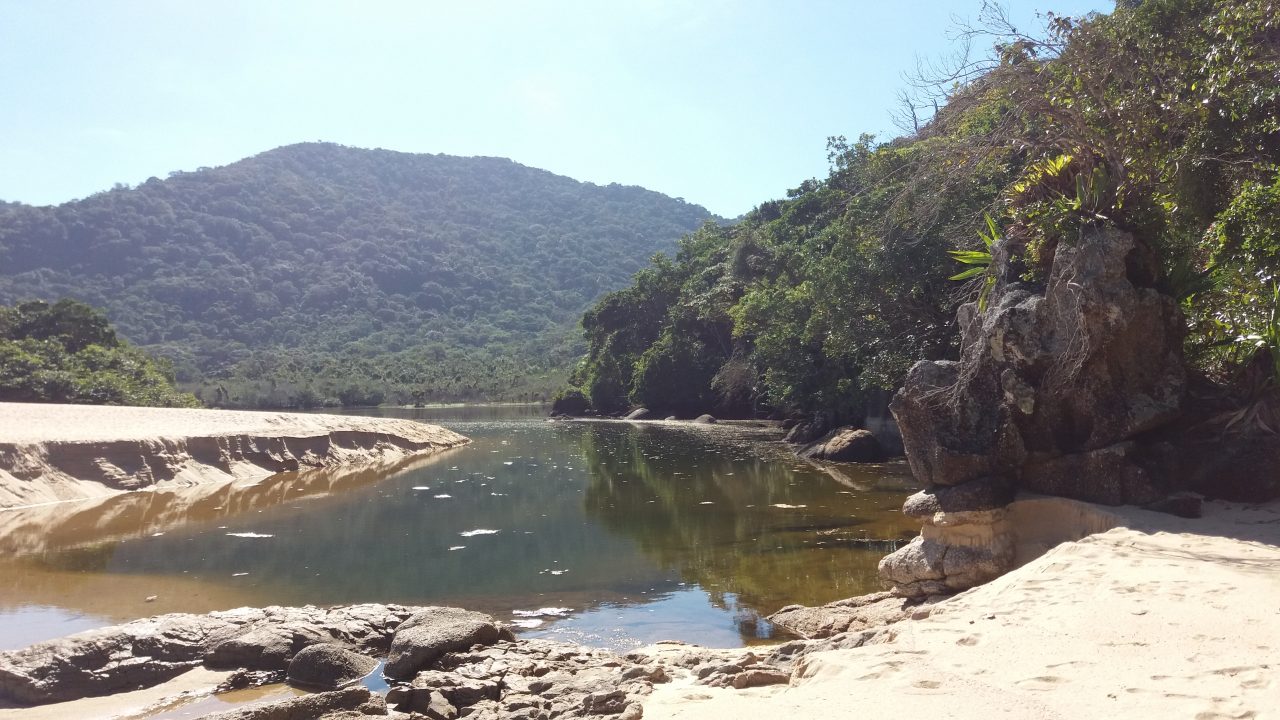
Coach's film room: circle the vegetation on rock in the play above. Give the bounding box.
[563,0,1280,424]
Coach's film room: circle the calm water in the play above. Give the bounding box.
[0,406,918,651]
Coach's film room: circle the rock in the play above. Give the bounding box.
[1022,442,1164,505]
[731,669,789,689]
[623,408,651,420]
[691,414,717,424]
[783,415,829,444]
[550,391,590,417]
[882,229,1189,597]
[383,607,505,680]
[901,477,1015,518]
[664,416,678,421]
[206,604,414,671]
[800,427,885,462]
[286,643,378,690]
[202,686,373,720]
[1143,491,1203,519]
[767,591,936,639]
[1178,432,1280,502]
[892,230,1186,490]
[0,604,417,705]
[878,527,1013,598]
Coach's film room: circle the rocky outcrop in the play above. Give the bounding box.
[0,403,470,509]
[623,408,651,420]
[0,604,417,704]
[882,229,1188,596]
[3,598,996,718]
[550,391,590,417]
[799,427,885,463]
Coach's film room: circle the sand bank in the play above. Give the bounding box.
[644,498,1280,719]
[0,403,468,508]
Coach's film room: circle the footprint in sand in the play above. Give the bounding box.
[1015,675,1066,691]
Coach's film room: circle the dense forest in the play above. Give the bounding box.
[0,143,712,407]
[0,299,197,407]
[562,0,1280,423]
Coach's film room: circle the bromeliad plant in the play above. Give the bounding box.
[948,213,999,311]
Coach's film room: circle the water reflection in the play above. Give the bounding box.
[0,408,918,650]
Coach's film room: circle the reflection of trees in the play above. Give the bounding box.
[579,423,918,635]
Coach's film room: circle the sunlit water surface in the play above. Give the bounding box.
[0,405,918,651]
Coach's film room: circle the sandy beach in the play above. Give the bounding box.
[0,402,468,508]
[644,499,1280,719]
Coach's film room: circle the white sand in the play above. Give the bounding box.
[0,402,452,443]
[0,402,469,507]
[644,500,1280,719]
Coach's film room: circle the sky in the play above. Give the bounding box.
[1,1,1107,218]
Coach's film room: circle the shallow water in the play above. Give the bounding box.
[0,405,918,651]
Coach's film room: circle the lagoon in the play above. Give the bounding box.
[0,406,917,651]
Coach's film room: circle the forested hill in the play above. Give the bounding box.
[563,0,1280,421]
[0,142,714,406]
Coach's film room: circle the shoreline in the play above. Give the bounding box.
[0,402,469,509]
[0,496,1274,718]
[643,497,1280,719]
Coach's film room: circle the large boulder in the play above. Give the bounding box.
[882,229,1186,597]
[383,607,508,680]
[623,408,651,420]
[550,390,590,417]
[286,643,378,690]
[891,229,1185,492]
[800,427,885,463]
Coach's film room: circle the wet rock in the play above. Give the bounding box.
[768,591,938,639]
[691,414,717,424]
[206,604,415,671]
[0,604,417,705]
[783,415,829,444]
[800,427,885,462]
[664,416,678,421]
[383,607,506,680]
[286,643,378,690]
[623,408,650,420]
[202,686,373,720]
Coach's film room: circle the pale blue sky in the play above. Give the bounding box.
[1,1,1106,217]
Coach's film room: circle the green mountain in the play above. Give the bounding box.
[0,143,714,407]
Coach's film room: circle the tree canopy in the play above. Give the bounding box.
[565,0,1280,421]
[0,299,197,407]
